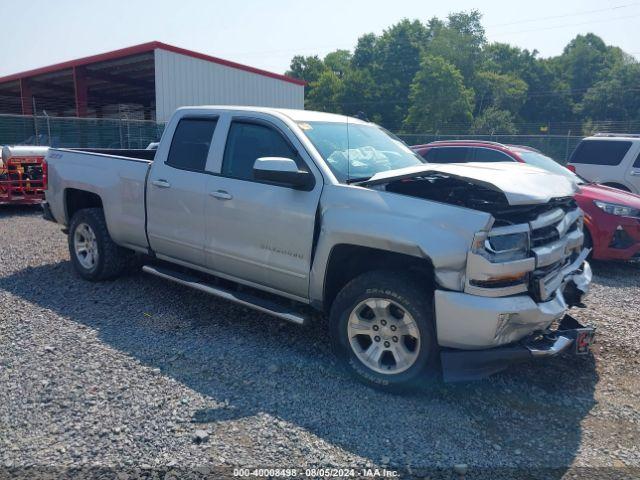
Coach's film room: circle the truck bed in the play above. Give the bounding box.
[45,148,152,252]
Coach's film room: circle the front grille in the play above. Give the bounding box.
[531,225,560,247]
[527,203,584,301]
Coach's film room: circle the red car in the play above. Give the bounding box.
[412,140,640,261]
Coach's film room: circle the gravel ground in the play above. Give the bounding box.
[1,206,639,479]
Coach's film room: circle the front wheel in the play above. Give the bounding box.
[329,271,439,391]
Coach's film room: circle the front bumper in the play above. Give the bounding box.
[440,315,595,382]
[435,257,591,350]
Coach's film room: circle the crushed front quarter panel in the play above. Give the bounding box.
[308,184,493,306]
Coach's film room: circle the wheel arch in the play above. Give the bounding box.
[321,244,435,314]
[64,188,103,223]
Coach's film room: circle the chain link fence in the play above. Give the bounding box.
[1,113,586,162]
[0,114,165,149]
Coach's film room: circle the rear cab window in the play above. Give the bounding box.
[166,117,218,172]
[569,140,632,166]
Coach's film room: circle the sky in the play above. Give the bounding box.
[1,0,639,78]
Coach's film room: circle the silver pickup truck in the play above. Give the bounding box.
[43,106,594,389]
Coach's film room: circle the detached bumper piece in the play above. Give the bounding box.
[440,314,595,382]
[41,202,56,222]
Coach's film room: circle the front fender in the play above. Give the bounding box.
[309,185,492,307]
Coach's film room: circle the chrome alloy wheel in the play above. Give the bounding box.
[73,223,99,270]
[347,298,421,374]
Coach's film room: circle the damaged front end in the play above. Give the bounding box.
[368,169,591,309]
[361,164,594,380]
[465,196,590,307]
[440,314,596,382]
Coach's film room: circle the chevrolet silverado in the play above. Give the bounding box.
[42,106,594,389]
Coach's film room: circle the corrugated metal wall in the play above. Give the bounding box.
[154,49,304,122]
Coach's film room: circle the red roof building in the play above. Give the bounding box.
[0,42,305,122]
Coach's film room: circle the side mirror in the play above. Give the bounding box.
[253,157,314,190]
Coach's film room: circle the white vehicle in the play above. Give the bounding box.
[568,133,640,193]
[42,106,594,389]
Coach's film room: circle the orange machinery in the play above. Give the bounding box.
[0,146,49,205]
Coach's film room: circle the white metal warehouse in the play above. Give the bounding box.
[0,41,306,122]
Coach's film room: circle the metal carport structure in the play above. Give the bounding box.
[0,42,305,122]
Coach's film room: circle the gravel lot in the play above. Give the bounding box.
[1,206,639,479]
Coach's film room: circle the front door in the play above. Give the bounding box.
[204,118,322,299]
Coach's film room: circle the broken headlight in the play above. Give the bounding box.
[486,232,529,255]
[468,228,533,292]
[473,228,531,261]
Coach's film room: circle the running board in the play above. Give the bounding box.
[142,265,309,325]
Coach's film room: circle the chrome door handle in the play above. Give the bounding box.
[630,170,640,176]
[152,179,171,188]
[210,190,233,200]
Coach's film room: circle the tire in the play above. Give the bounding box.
[329,270,439,391]
[68,208,131,281]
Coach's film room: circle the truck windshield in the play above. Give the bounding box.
[519,151,584,184]
[299,121,424,183]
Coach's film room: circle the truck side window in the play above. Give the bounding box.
[222,121,301,181]
[633,150,640,168]
[166,118,218,172]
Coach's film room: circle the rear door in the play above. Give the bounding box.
[146,116,218,266]
[203,115,323,300]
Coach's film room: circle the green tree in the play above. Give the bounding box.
[339,68,378,117]
[324,49,352,78]
[578,62,640,121]
[470,107,518,134]
[352,33,378,69]
[403,55,474,133]
[553,34,624,101]
[286,55,327,101]
[287,13,640,135]
[474,71,528,113]
[427,11,486,83]
[286,55,325,83]
[368,19,428,129]
[306,70,344,112]
[481,43,573,125]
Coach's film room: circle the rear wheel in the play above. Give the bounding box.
[68,208,132,281]
[330,271,438,391]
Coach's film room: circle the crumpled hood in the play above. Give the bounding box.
[360,162,578,205]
